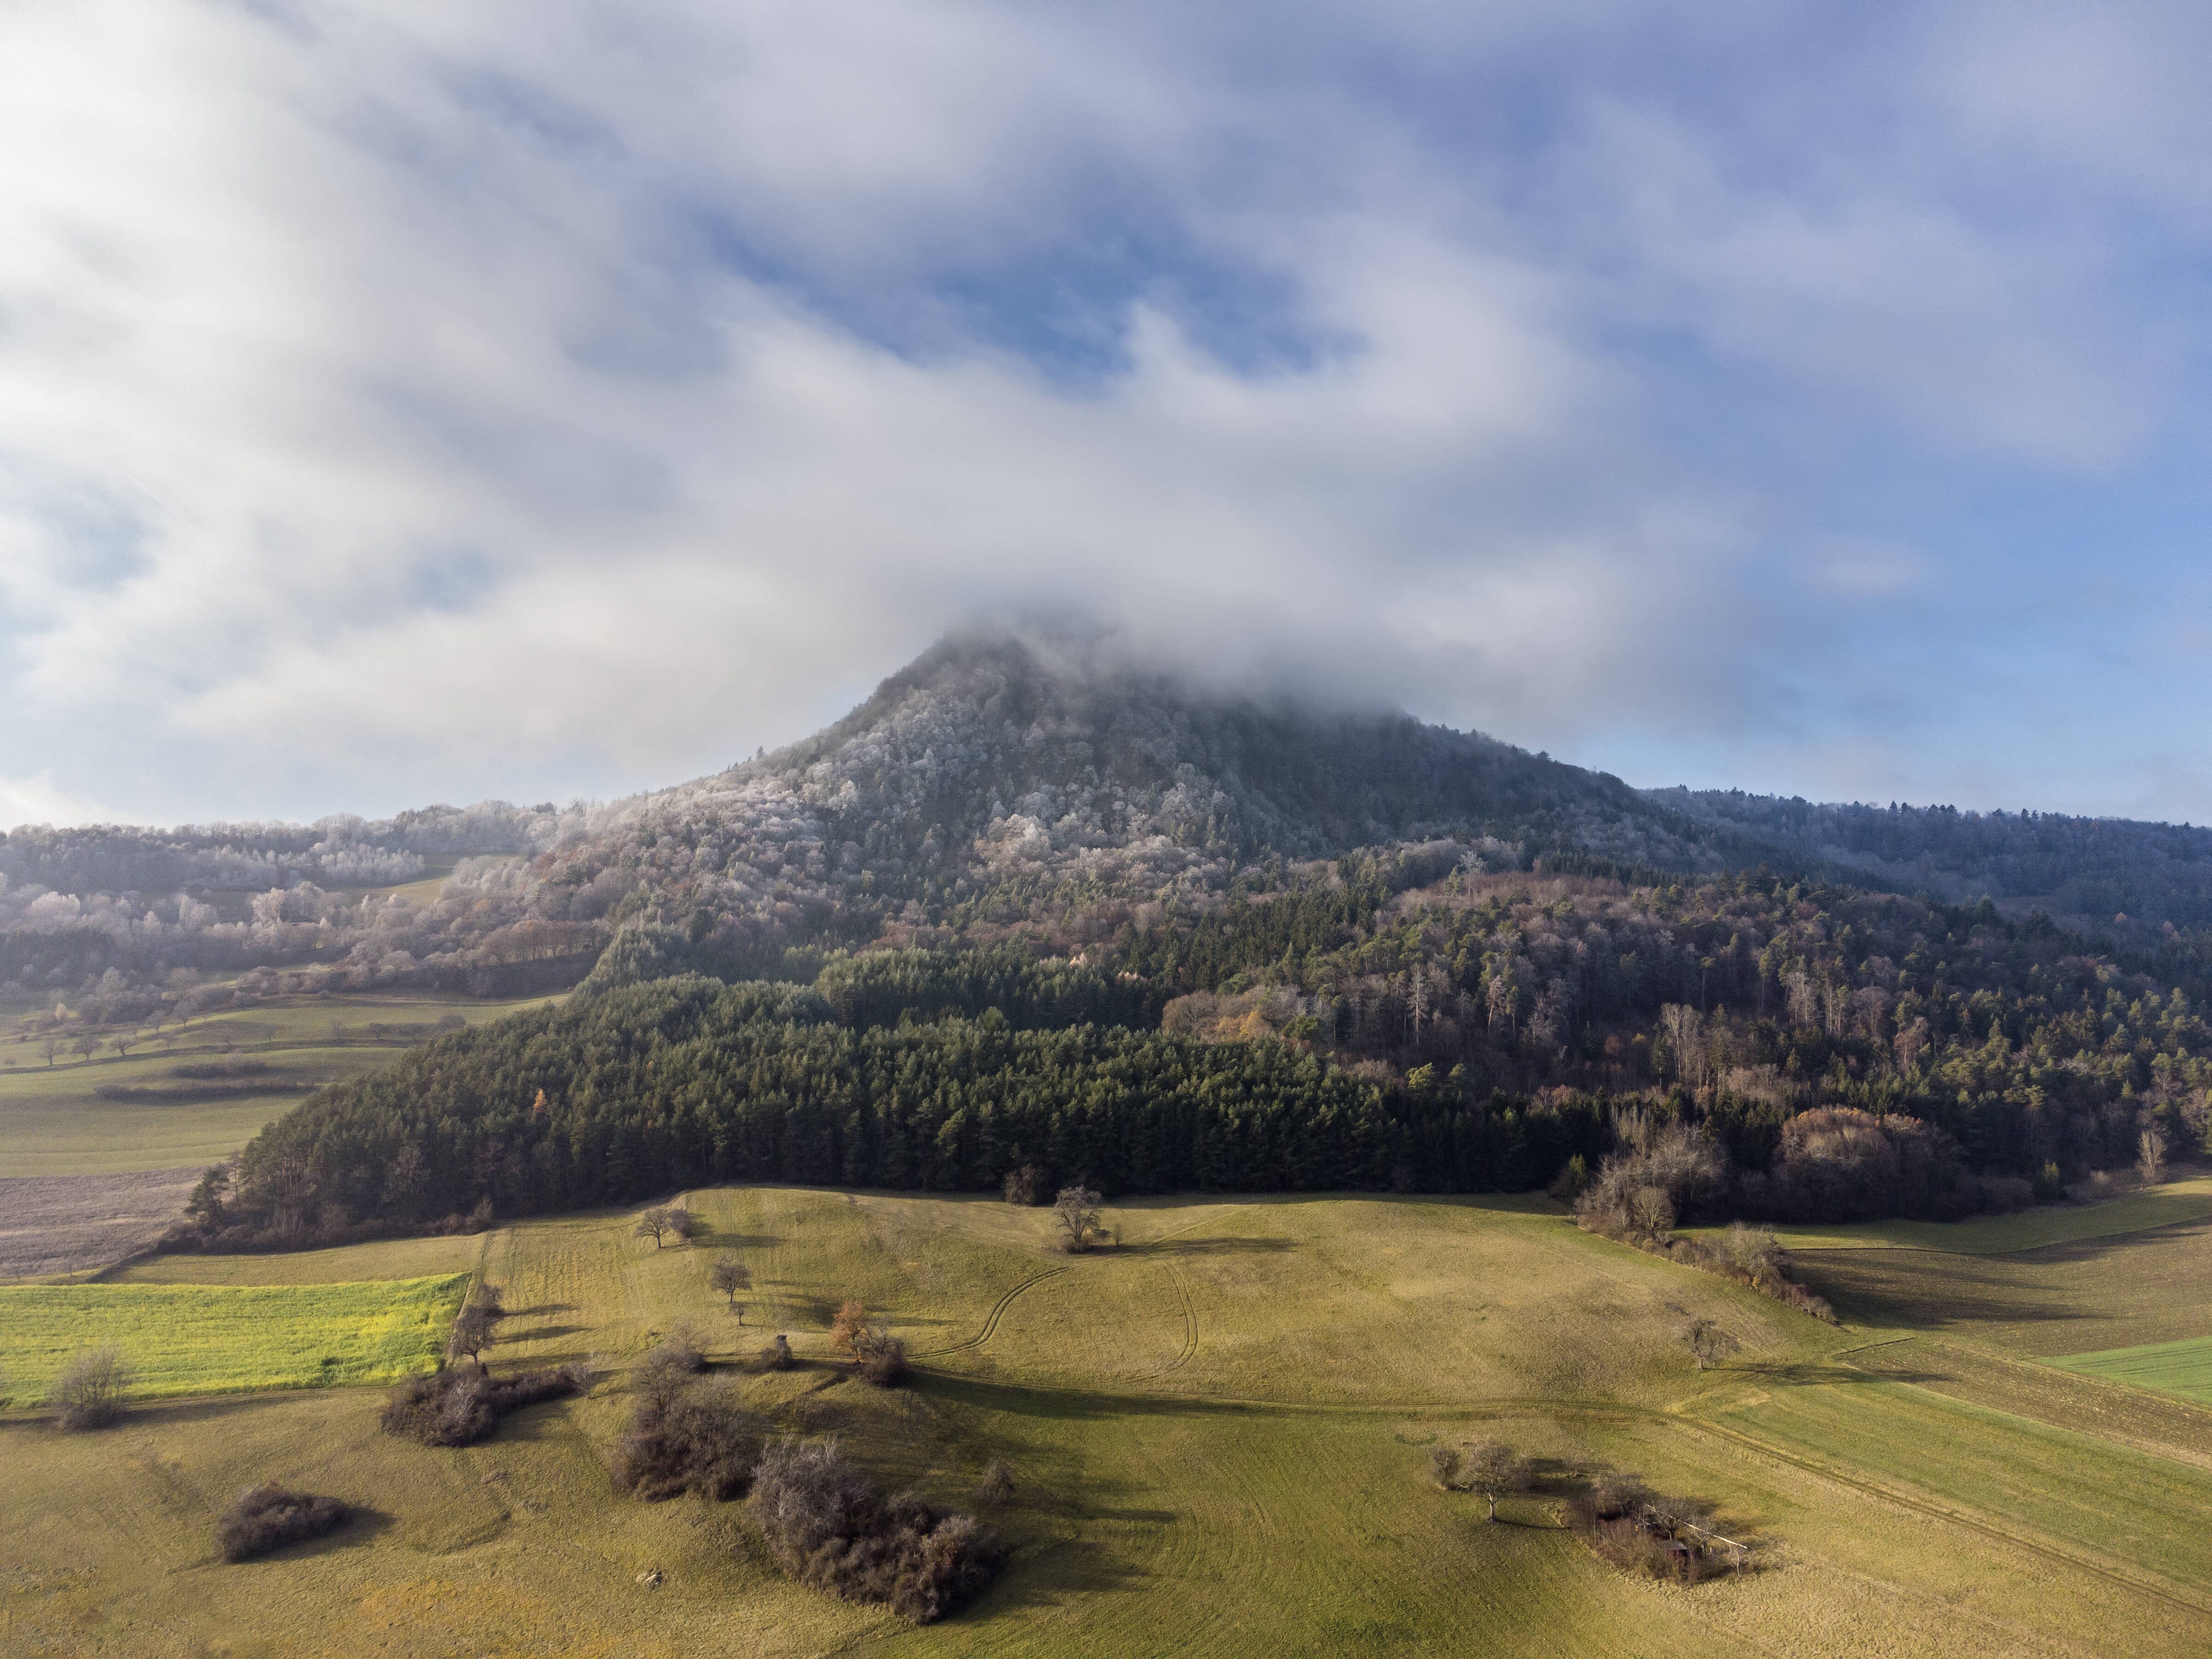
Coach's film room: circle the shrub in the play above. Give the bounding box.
[51,1345,129,1431]
[218,1484,351,1562]
[759,1334,794,1371]
[853,1325,908,1388]
[1565,1470,1744,1582]
[746,1437,1003,1624]
[635,1331,708,1401]
[975,1461,1016,1506]
[1001,1164,1042,1206]
[380,1362,589,1447]
[613,1381,768,1501]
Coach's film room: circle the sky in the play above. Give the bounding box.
[3,0,2210,830]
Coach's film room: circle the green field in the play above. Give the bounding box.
[2049,1336,2212,1406]
[0,1275,471,1401]
[1694,1172,2212,1256]
[0,990,565,1176]
[3,1188,2210,1657]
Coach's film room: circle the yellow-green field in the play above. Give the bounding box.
[0,991,564,1177]
[2049,1335,2212,1406]
[0,1275,471,1401]
[4,1187,2210,1657]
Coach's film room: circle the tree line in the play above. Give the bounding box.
[190,965,1612,1247]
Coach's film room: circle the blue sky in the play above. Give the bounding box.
[1,0,2208,827]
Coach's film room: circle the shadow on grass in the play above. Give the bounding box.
[1730,1359,1938,1388]
[1786,1253,2106,1333]
[949,1533,1153,1624]
[680,1220,781,1252]
[911,1370,1291,1424]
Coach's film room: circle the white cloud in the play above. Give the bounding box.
[0,772,133,831]
[0,0,2207,822]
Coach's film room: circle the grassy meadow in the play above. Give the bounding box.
[3,1186,2210,1657]
[2048,1336,2212,1406]
[0,1275,471,1401]
[0,990,565,1177]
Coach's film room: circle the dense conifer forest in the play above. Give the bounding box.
[189,857,2212,1246]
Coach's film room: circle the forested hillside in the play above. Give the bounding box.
[193,856,2212,1247]
[1662,790,2212,926]
[12,631,2212,1032]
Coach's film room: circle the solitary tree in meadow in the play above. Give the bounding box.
[1460,1441,1533,1523]
[635,1206,689,1248]
[1676,1318,1739,1372]
[1430,1440,1531,1521]
[1053,1184,1104,1253]
[710,1254,752,1320]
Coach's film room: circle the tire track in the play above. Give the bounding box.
[1146,1260,1199,1377]
[911,1265,1070,1358]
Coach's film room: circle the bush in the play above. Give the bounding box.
[975,1461,1016,1506]
[1001,1164,1042,1206]
[218,1484,351,1562]
[635,1331,708,1401]
[613,1381,768,1501]
[380,1362,589,1447]
[853,1327,908,1388]
[747,1437,1004,1624]
[1565,1470,1744,1582]
[759,1334,794,1371]
[51,1345,129,1431]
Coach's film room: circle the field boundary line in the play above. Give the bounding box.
[1678,1412,2212,1619]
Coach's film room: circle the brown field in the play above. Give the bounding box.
[0,1167,200,1280]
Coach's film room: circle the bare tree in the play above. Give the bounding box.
[51,1345,130,1430]
[1430,1439,1531,1521]
[1460,1441,1533,1522]
[2138,1125,2169,1187]
[975,1461,1016,1506]
[1001,1164,1042,1206]
[635,1206,678,1249]
[1676,1318,1739,1372]
[1053,1184,1104,1253]
[830,1300,869,1356]
[710,1254,752,1319]
[1627,1185,1676,1239]
[40,1033,58,1067]
[447,1283,507,1372]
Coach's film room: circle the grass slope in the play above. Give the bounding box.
[2049,1337,2212,1407]
[3,1192,2209,1657]
[0,1275,470,1401]
[0,991,563,1176]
